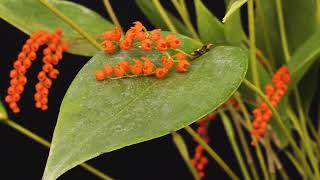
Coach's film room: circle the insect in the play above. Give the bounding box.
[191,43,213,59]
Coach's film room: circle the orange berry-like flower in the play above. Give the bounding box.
[160,56,174,70]
[130,60,143,75]
[131,21,144,33]
[141,39,153,51]
[102,40,115,54]
[118,61,129,73]
[150,29,161,41]
[175,52,187,60]
[176,59,190,72]
[112,26,122,41]
[142,58,155,76]
[102,31,113,41]
[95,70,105,81]
[114,67,126,77]
[103,65,114,76]
[119,38,132,50]
[166,34,181,49]
[136,31,147,41]
[156,39,167,51]
[155,68,167,79]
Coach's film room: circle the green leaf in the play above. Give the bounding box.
[0,0,113,56]
[298,63,319,111]
[0,101,7,120]
[222,0,247,23]
[288,31,320,91]
[283,0,317,52]
[224,0,246,45]
[195,0,225,44]
[135,0,191,36]
[43,36,248,179]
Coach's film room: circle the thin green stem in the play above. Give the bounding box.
[316,0,320,25]
[284,151,305,178]
[171,132,200,180]
[287,107,320,178]
[275,0,290,62]
[247,0,260,89]
[152,0,178,33]
[228,105,260,180]
[171,0,199,40]
[255,0,275,65]
[219,110,251,180]
[102,0,123,33]
[0,118,113,180]
[184,126,240,180]
[39,0,103,51]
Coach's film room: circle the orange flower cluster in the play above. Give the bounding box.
[251,66,290,145]
[96,21,191,80]
[101,21,181,53]
[95,53,189,80]
[191,113,216,178]
[5,29,68,113]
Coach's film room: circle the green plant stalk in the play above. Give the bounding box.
[102,0,123,33]
[39,0,103,51]
[152,0,178,33]
[284,151,305,178]
[228,105,260,180]
[184,126,240,180]
[317,0,320,25]
[219,110,252,180]
[275,0,290,62]
[171,132,200,180]
[234,92,269,180]
[264,135,275,176]
[279,169,289,180]
[171,0,199,39]
[287,107,319,178]
[0,118,113,180]
[242,79,315,178]
[253,0,275,65]
[247,0,260,89]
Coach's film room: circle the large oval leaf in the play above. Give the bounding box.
[43,37,248,179]
[0,0,113,56]
[0,101,7,120]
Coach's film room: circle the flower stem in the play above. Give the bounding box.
[102,0,123,33]
[39,0,103,51]
[184,126,240,180]
[275,0,290,62]
[152,0,178,33]
[219,110,251,180]
[171,0,199,40]
[228,105,260,180]
[247,0,260,89]
[0,118,113,180]
[171,132,200,180]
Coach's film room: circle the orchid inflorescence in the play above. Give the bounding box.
[251,66,290,145]
[5,29,68,113]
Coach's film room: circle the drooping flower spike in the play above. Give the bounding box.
[251,66,290,145]
[5,28,68,113]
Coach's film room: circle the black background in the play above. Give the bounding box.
[0,0,318,180]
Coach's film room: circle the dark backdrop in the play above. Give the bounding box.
[0,0,317,180]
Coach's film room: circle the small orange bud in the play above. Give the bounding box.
[103,65,113,76]
[102,40,116,54]
[176,59,190,72]
[156,39,167,51]
[155,68,167,79]
[141,39,152,51]
[95,70,105,81]
[119,39,132,50]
